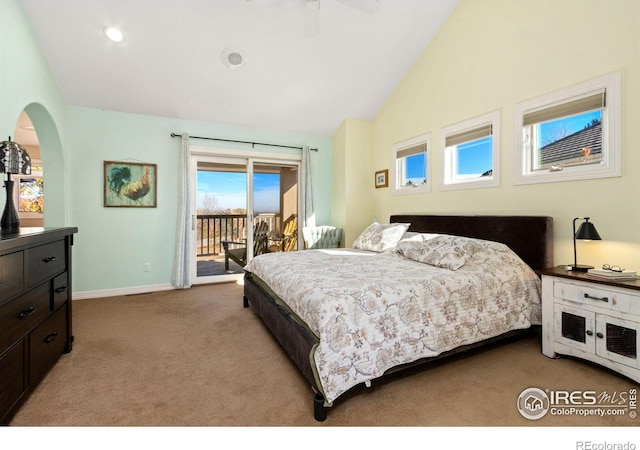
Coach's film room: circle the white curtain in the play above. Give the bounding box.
[302,145,316,227]
[171,133,192,289]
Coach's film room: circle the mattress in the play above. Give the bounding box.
[244,235,542,404]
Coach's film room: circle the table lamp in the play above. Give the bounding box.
[572,216,601,272]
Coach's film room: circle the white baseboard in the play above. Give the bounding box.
[73,283,175,300]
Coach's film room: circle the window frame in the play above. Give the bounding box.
[392,132,431,195]
[514,72,621,185]
[440,110,500,191]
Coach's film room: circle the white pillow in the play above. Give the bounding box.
[352,222,410,252]
[396,234,484,270]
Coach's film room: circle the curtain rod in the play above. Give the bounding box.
[170,133,318,152]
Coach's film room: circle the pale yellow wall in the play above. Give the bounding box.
[332,118,374,245]
[331,122,347,232]
[361,0,640,270]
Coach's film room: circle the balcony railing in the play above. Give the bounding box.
[196,213,281,257]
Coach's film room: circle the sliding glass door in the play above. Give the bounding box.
[195,158,247,282]
[192,153,300,284]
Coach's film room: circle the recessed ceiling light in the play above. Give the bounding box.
[221,47,247,69]
[103,26,125,43]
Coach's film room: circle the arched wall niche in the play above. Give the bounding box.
[19,103,67,227]
[13,111,43,226]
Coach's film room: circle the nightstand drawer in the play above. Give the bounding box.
[0,283,50,354]
[0,251,24,304]
[553,280,640,314]
[0,341,25,421]
[29,305,68,386]
[27,240,66,288]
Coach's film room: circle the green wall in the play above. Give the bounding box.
[0,0,69,226]
[2,0,332,296]
[67,107,331,294]
[367,0,640,271]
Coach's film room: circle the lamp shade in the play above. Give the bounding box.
[575,220,601,241]
[0,137,31,175]
[0,137,31,231]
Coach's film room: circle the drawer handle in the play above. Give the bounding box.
[584,293,609,303]
[55,286,68,294]
[44,332,59,344]
[43,256,58,263]
[18,306,37,320]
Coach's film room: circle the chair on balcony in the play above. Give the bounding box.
[282,215,298,252]
[302,226,343,249]
[222,221,270,271]
[267,215,298,253]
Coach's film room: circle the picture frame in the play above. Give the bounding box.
[375,169,388,189]
[104,161,157,207]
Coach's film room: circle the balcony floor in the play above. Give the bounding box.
[196,255,243,277]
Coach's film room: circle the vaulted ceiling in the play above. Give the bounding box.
[20,0,459,137]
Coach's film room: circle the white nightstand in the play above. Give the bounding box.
[541,267,640,384]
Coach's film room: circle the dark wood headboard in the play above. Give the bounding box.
[389,215,554,271]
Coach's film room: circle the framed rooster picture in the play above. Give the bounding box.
[104,161,157,207]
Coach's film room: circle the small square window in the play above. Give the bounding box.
[393,133,431,194]
[441,111,499,190]
[515,72,620,184]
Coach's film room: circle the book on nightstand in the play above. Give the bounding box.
[587,268,638,281]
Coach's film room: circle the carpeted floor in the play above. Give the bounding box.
[8,281,638,431]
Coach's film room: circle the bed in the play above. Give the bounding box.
[242,214,553,421]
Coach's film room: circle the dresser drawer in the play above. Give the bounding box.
[0,340,25,422]
[0,283,50,354]
[27,240,66,288]
[29,305,68,386]
[0,251,24,304]
[52,272,69,311]
[553,280,640,315]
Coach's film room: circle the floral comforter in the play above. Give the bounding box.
[244,236,541,404]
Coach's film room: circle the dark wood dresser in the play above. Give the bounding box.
[0,227,77,425]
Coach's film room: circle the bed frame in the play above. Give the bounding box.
[243,214,554,421]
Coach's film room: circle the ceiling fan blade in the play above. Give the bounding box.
[334,0,379,14]
[305,0,320,37]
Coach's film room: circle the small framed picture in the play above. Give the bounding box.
[375,169,388,189]
[104,161,157,207]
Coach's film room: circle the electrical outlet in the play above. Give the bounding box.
[143,263,151,272]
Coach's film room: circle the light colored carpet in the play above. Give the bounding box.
[8,281,637,435]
